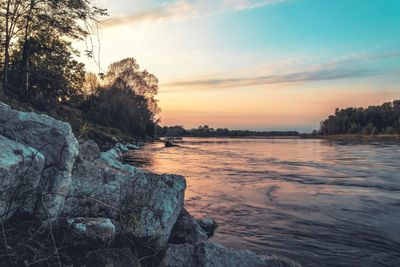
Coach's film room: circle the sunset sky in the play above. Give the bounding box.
[77,0,400,132]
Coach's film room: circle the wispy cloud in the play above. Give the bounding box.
[102,0,286,28]
[161,51,400,91]
[162,68,384,89]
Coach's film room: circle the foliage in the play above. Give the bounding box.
[9,33,86,109]
[156,125,300,137]
[0,0,106,103]
[83,58,160,138]
[104,57,160,121]
[319,100,400,135]
[85,80,156,138]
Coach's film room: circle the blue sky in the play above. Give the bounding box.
[79,0,400,132]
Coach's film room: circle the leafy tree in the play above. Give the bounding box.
[86,80,155,137]
[156,125,299,137]
[104,58,160,121]
[83,71,100,97]
[85,59,160,137]
[319,100,400,135]
[9,32,86,108]
[0,0,106,98]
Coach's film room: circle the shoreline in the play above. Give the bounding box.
[159,134,400,140]
[0,101,301,266]
[300,134,400,140]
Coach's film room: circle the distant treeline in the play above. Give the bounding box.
[319,100,400,135]
[156,125,299,137]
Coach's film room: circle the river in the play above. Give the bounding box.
[126,137,400,267]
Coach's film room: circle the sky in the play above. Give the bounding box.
[76,0,400,132]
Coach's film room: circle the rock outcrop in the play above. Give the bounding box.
[62,217,116,249]
[81,248,140,267]
[0,101,301,266]
[197,218,218,238]
[160,242,301,267]
[169,208,208,245]
[0,102,79,219]
[63,145,186,250]
[79,140,101,162]
[60,166,185,262]
[0,135,45,223]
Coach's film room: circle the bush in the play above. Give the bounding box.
[85,80,155,138]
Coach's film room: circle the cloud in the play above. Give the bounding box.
[161,51,400,91]
[162,68,384,90]
[102,0,286,28]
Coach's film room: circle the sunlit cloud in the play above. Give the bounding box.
[102,0,286,28]
[162,68,383,90]
[161,51,400,91]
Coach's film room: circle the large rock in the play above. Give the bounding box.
[0,135,45,223]
[0,102,79,219]
[62,217,116,249]
[98,144,140,173]
[159,242,302,267]
[196,218,218,238]
[79,140,101,162]
[81,248,140,267]
[63,156,186,250]
[169,208,208,245]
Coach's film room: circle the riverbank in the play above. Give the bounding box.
[0,101,300,266]
[301,134,400,140]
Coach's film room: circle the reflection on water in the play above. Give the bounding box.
[126,138,400,267]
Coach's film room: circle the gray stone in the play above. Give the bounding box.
[160,243,195,267]
[98,145,140,173]
[81,248,140,267]
[0,135,45,223]
[127,143,140,150]
[169,208,208,245]
[159,242,302,267]
[63,157,186,250]
[79,140,100,162]
[116,143,129,153]
[0,102,79,219]
[62,217,116,249]
[196,218,218,237]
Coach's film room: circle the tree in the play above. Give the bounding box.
[9,33,86,108]
[0,0,106,98]
[104,58,160,121]
[83,72,100,97]
[86,80,155,137]
[85,58,161,137]
[319,100,400,135]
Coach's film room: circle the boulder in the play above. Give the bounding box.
[98,145,140,173]
[165,140,177,147]
[160,243,195,267]
[0,135,45,223]
[63,157,186,250]
[62,217,116,249]
[127,143,140,150]
[81,248,140,267]
[196,218,218,238]
[160,242,302,267]
[116,143,129,153]
[79,140,101,162]
[0,102,79,219]
[169,208,208,245]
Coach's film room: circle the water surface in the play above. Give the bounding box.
[126,138,400,267]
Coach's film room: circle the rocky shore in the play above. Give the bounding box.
[0,101,300,266]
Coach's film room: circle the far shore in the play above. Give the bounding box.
[160,135,400,140]
[300,134,400,140]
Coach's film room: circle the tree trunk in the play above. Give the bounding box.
[20,0,35,99]
[2,0,12,94]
